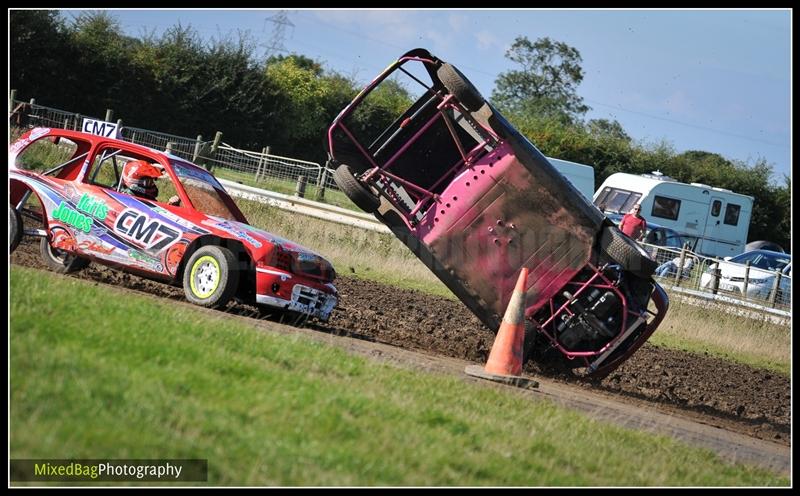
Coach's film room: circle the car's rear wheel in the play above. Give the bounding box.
[40,227,90,274]
[437,63,485,112]
[599,225,658,278]
[333,164,381,214]
[9,205,22,253]
[183,245,239,308]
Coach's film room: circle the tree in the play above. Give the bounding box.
[10,11,77,104]
[491,36,589,124]
[586,118,631,142]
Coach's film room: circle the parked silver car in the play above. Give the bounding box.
[699,250,791,302]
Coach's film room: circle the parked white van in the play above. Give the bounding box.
[547,157,595,201]
[593,171,753,258]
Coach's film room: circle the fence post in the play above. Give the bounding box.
[193,135,203,162]
[105,109,114,122]
[206,131,223,172]
[295,175,307,198]
[710,258,721,295]
[28,99,37,126]
[315,167,328,201]
[255,147,268,183]
[75,114,82,131]
[742,261,751,300]
[769,271,782,308]
[9,89,16,112]
[674,244,687,286]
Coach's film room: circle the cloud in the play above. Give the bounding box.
[312,10,419,46]
[474,30,502,52]
[448,13,468,32]
[661,90,696,117]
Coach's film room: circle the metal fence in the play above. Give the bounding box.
[644,243,791,310]
[8,97,792,314]
[9,97,339,196]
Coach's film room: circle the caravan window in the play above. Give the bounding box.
[724,203,741,226]
[711,200,722,217]
[651,195,680,221]
[594,187,642,213]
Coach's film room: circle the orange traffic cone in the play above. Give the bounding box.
[465,267,539,389]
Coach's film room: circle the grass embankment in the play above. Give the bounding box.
[236,199,791,377]
[214,167,359,212]
[10,267,787,486]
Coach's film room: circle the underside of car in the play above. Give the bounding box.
[327,48,668,378]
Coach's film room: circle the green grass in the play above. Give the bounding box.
[647,297,790,376]
[214,167,361,212]
[10,267,787,486]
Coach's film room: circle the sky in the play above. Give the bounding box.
[84,8,790,184]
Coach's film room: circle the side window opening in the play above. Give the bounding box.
[723,203,740,226]
[14,135,90,177]
[711,199,722,217]
[88,148,178,205]
[651,195,681,221]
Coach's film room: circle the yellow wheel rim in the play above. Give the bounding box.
[190,255,221,299]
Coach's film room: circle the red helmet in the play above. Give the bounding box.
[121,160,161,200]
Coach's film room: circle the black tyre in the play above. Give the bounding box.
[599,225,658,278]
[183,245,240,308]
[332,164,380,214]
[437,63,485,112]
[39,228,90,274]
[9,205,22,253]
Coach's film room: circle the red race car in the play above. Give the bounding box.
[10,127,338,321]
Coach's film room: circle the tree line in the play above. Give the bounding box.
[10,11,790,249]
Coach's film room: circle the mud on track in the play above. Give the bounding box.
[11,239,790,447]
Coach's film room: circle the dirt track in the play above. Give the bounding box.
[10,239,791,461]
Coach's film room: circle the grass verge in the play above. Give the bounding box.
[10,266,787,486]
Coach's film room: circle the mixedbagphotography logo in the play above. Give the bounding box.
[11,459,208,482]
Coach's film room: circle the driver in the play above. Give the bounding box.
[120,160,161,200]
[120,160,181,205]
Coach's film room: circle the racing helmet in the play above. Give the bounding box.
[121,160,161,200]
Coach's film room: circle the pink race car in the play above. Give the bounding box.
[9,127,338,321]
[326,49,668,378]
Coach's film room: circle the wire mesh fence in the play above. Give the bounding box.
[644,243,791,310]
[9,98,343,198]
[7,97,792,312]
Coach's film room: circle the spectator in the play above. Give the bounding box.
[619,204,647,240]
[655,256,695,279]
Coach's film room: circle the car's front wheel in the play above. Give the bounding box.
[183,245,240,308]
[437,63,485,112]
[332,164,381,214]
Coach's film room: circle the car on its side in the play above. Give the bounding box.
[699,249,791,303]
[325,48,668,378]
[9,127,338,321]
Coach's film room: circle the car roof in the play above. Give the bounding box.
[739,249,791,258]
[31,127,171,163]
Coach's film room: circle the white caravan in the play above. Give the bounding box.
[547,157,595,201]
[593,172,753,258]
